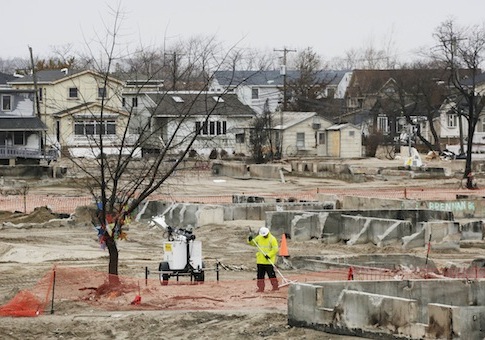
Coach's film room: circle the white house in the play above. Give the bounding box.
[210,70,350,114]
[325,123,363,158]
[267,111,332,157]
[265,111,362,158]
[147,92,257,157]
[0,88,52,165]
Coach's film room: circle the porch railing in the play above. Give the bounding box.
[0,146,58,160]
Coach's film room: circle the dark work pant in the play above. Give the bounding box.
[256,264,278,290]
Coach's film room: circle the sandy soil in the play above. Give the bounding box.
[0,157,484,339]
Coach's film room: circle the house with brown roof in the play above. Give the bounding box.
[435,72,485,155]
[342,69,460,152]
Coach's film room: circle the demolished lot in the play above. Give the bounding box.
[1,157,485,339]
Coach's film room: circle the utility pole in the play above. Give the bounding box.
[29,46,44,151]
[274,47,296,158]
[274,47,296,111]
[164,51,183,91]
[28,46,41,118]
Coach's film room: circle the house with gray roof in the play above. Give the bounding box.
[210,70,350,114]
[147,92,256,157]
[0,72,16,87]
[0,88,54,165]
[249,111,362,158]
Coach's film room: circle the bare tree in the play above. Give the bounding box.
[248,99,275,163]
[63,6,248,284]
[432,19,485,188]
[286,47,329,112]
[381,65,454,153]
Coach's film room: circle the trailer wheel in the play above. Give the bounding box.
[159,261,170,285]
[193,262,205,283]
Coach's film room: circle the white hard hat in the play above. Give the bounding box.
[259,227,270,236]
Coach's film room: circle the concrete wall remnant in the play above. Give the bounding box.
[288,279,485,339]
[267,209,453,249]
[332,290,419,336]
[341,195,485,219]
[461,220,484,240]
[140,201,224,228]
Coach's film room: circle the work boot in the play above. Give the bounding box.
[270,278,279,291]
[256,279,265,292]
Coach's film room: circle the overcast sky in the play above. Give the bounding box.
[4,0,485,64]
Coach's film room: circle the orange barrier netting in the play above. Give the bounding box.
[2,186,483,214]
[0,267,54,317]
[5,263,478,317]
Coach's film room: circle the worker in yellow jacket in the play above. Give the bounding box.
[247,227,279,292]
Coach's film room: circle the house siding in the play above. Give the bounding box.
[165,115,250,157]
[0,91,46,161]
[325,125,362,158]
[340,126,362,157]
[11,71,124,150]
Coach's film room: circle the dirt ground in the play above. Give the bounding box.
[0,157,484,339]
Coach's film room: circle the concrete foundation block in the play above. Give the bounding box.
[196,205,224,226]
[333,290,418,337]
[402,227,426,249]
[461,220,484,240]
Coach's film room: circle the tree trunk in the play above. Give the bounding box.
[106,236,120,285]
[465,104,475,189]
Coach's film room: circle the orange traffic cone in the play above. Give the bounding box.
[279,234,289,257]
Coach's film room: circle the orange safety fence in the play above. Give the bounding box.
[442,266,485,280]
[4,263,482,317]
[2,186,484,214]
[0,267,55,317]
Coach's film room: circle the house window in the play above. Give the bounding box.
[251,88,259,100]
[132,97,138,107]
[13,132,25,145]
[447,114,458,128]
[349,130,355,137]
[296,132,305,148]
[318,132,325,145]
[122,97,126,107]
[2,95,11,111]
[68,87,78,98]
[196,120,227,136]
[74,120,116,136]
[38,88,43,102]
[235,133,245,144]
[98,87,107,98]
[348,98,363,108]
[377,116,389,133]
